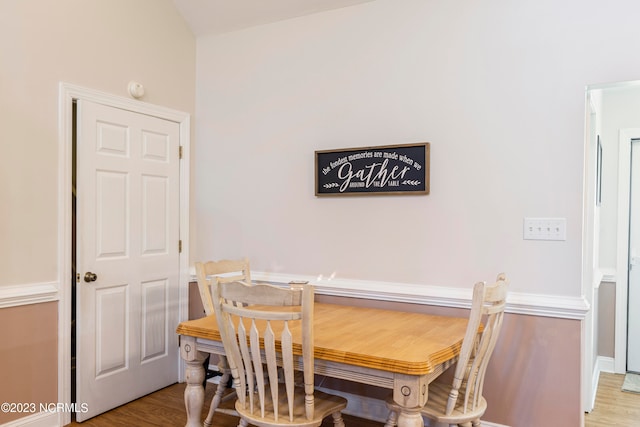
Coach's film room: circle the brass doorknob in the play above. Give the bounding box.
[84,272,98,283]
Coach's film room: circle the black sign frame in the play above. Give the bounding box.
[315,142,430,196]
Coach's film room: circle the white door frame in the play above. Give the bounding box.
[581,90,599,413]
[614,128,640,373]
[57,82,190,426]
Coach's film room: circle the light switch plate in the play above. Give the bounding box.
[523,218,567,241]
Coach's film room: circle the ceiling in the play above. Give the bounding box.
[173,0,375,36]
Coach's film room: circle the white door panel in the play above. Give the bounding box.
[95,285,129,376]
[76,100,180,420]
[141,279,168,362]
[96,171,129,257]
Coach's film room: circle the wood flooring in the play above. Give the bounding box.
[584,372,640,427]
[65,372,639,426]
[65,381,382,427]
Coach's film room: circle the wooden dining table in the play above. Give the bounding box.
[176,302,469,427]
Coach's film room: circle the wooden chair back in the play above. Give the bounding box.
[195,258,251,316]
[212,281,318,424]
[446,273,508,416]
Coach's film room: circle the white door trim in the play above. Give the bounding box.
[581,92,598,413]
[614,128,640,373]
[57,82,190,426]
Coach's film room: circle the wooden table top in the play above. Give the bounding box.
[176,302,468,376]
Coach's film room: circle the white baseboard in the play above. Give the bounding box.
[598,355,615,373]
[585,356,615,413]
[1,411,61,427]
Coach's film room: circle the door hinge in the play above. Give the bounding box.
[179,146,183,159]
[179,240,182,253]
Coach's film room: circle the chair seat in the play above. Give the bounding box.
[236,383,347,427]
[420,378,487,424]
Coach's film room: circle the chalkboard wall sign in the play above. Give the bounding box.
[315,142,430,196]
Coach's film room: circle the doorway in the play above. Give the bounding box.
[583,80,640,383]
[582,81,640,412]
[58,83,191,426]
[615,127,640,375]
[628,138,640,373]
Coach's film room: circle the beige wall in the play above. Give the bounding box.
[0,0,195,286]
[0,0,195,423]
[0,303,57,424]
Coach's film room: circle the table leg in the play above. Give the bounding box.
[181,335,207,427]
[203,356,231,427]
[395,407,424,427]
[392,374,429,427]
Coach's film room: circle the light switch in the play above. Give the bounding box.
[523,218,567,241]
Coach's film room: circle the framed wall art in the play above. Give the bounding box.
[315,142,430,196]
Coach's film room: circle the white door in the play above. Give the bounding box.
[75,100,181,420]
[628,139,640,373]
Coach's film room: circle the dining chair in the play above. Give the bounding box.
[212,280,348,427]
[384,273,509,427]
[196,258,252,316]
[195,258,252,426]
